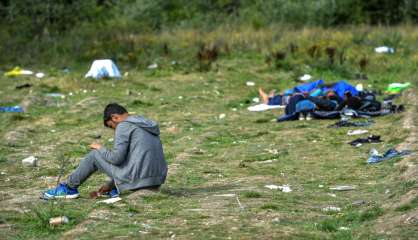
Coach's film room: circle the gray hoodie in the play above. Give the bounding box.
[98,115,167,192]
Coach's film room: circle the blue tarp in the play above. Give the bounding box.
[294,79,324,93]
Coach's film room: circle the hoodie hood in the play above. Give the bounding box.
[123,115,160,135]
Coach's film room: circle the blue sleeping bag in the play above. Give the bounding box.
[326,80,358,98]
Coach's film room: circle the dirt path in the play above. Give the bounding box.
[375,90,418,236]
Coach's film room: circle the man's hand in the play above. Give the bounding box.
[90,143,102,150]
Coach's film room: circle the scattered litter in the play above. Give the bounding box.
[318,185,324,188]
[349,135,382,146]
[385,82,411,94]
[50,129,56,133]
[232,108,237,111]
[35,72,45,78]
[375,46,394,54]
[45,93,65,98]
[265,184,292,192]
[69,92,73,96]
[147,63,158,69]
[338,227,350,231]
[214,194,236,197]
[236,195,245,210]
[265,184,279,190]
[329,185,356,191]
[385,189,390,194]
[49,216,69,226]
[178,96,183,100]
[327,193,337,198]
[22,156,38,167]
[108,138,114,142]
[85,59,121,79]
[252,97,260,103]
[0,106,24,113]
[219,113,226,119]
[97,197,122,204]
[247,104,284,112]
[299,74,312,82]
[352,200,366,206]
[257,159,277,164]
[367,148,412,164]
[4,67,33,77]
[246,81,255,86]
[347,129,369,136]
[355,83,364,91]
[1,171,6,175]
[328,119,373,128]
[124,72,129,77]
[322,206,341,212]
[15,83,33,89]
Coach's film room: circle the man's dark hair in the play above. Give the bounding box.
[103,103,128,127]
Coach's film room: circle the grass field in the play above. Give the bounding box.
[0,26,417,239]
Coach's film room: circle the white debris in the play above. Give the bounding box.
[356,83,364,91]
[219,113,226,119]
[246,81,255,86]
[375,46,394,54]
[339,227,350,231]
[232,108,237,111]
[322,206,341,212]
[347,129,369,136]
[370,148,379,156]
[265,184,279,190]
[214,194,236,197]
[147,63,158,69]
[22,156,38,167]
[329,185,356,191]
[97,197,122,204]
[265,184,292,192]
[178,96,183,100]
[279,185,292,193]
[108,138,114,142]
[35,72,45,78]
[299,74,312,82]
[20,70,33,75]
[327,193,337,198]
[252,97,260,103]
[318,185,324,188]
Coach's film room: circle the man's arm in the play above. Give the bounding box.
[97,123,131,165]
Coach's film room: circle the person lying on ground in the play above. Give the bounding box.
[307,91,342,111]
[258,88,284,105]
[336,91,362,111]
[43,103,168,199]
[258,87,318,106]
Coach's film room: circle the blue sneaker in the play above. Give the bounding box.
[105,188,119,198]
[43,183,80,199]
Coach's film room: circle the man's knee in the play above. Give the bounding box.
[84,150,103,164]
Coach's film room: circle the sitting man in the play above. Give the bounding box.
[43,103,168,199]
